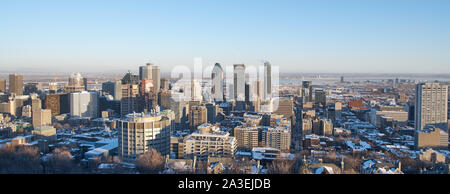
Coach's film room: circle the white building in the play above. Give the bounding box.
[415,82,448,130]
[70,91,99,118]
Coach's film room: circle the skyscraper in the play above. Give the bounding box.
[415,82,448,130]
[211,63,224,102]
[32,109,52,128]
[264,61,272,101]
[102,81,115,96]
[139,63,153,80]
[233,64,246,102]
[70,91,99,118]
[9,74,23,95]
[0,80,6,93]
[152,65,161,92]
[315,88,326,107]
[302,81,312,103]
[120,84,141,116]
[44,94,61,116]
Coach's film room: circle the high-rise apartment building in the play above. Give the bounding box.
[414,82,448,130]
[234,126,258,150]
[9,74,23,95]
[211,63,224,102]
[184,124,237,159]
[118,111,174,162]
[261,126,291,151]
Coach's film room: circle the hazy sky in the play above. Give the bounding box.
[1,0,450,74]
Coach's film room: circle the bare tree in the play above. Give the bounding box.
[44,147,82,174]
[267,159,295,174]
[0,145,41,174]
[135,148,165,174]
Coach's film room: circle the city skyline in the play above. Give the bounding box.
[1,0,450,74]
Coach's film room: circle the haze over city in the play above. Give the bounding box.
[1,2,450,192]
[1,0,450,74]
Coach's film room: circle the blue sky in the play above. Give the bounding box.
[1,0,449,73]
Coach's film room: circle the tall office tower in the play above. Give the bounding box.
[70,91,99,118]
[44,94,61,116]
[245,82,250,106]
[118,111,173,162]
[302,81,312,103]
[264,61,272,101]
[120,84,141,116]
[152,65,161,93]
[233,64,246,102]
[340,76,344,83]
[169,94,188,128]
[0,80,6,93]
[315,89,327,107]
[211,63,224,102]
[191,80,202,101]
[274,97,294,121]
[261,126,291,151]
[32,109,52,128]
[234,126,258,150]
[320,119,333,136]
[139,63,153,80]
[140,79,156,111]
[414,82,448,130]
[121,71,139,85]
[189,105,207,129]
[83,77,88,90]
[59,93,70,114]
[31,98,42,113]
[160,90,172,109]
[102,81,115,96]
[160,79,169,90]
[255,80,264,101]
[205,103,218,123]
[9,74,23,95]
[184,124,237,159]
[113,80,122,100]
[66,73,85,93]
